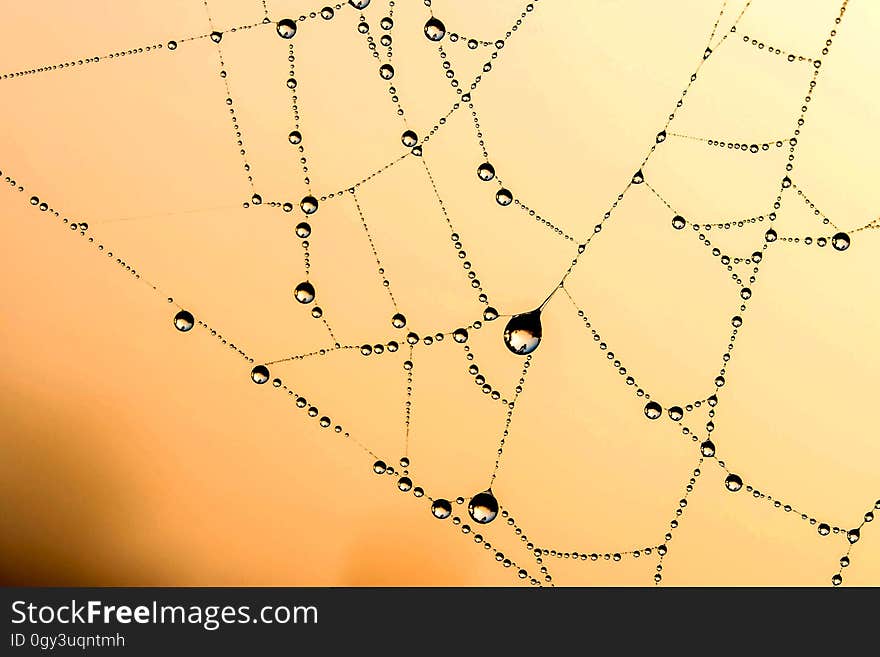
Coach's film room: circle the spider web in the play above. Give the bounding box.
[1,0,878,586]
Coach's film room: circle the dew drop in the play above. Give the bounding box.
[173,310,194,332]
[167,40,178,50]
[349,0,371,8]
[401,130,418,147]
[831,232,850,251]
[672,215,686,230]
[295,222,311,238]
[846,528,860,544]
[667,406,684,421]
[276,18,297,39]
[496,188,513,206]
[483,307,498,321]
[656,130,667,143]
[453,328,469,343]
[468,490,499,524]
[724,473,743,492]
[765,228,777,243]
[632,169,644,185]
[424,17,446,41]
[210,31,223,43]
[300,196,319,215]
[817,523,830,536]
[503,309,541,355]
[644,401,662,420]
[397,476,413,492]
[251,193,262,205]
[294,281,316,304]
[477,162,496,181]
[251,365,270,384]
[391,313,407,328]
[831,574,842,586]
[289,130,303,145]
[379,64,395,80]
[432,499,452,519]
[372,460,386,474]
[700,440,715,457]
[320,6,335,19]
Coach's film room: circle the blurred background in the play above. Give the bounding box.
[0,0,878,586]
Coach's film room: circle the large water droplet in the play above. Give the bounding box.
[431,499,452,519]
[379,64,395,80]
[288,130,302,145]
[349,0,371,8]
[277,19,297,38]
[401,130,418,147]
[672,215,686,230]
[724,473,743,492]
[173,310,194,332]
[295,281,315,304]
[644,401,662,420]
[210,31,223,43]
[496,188,513,206]
[831,232,850,251]
[477,162,495,181]
[300,196,318,214]
[468,491,498,524]
[632,169,644,184]
[295,222,311,238]
[503,309,541,355]
[251,365,270,384]
[391,313,407,328]
[424,17,446,41]
[667,406,683,421]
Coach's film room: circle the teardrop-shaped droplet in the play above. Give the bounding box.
[210,31,223,43]
[700,440,715,457]
[251,193,262,205]
[431,499,452,519]
[294,281,315,304]
[468,490,498,524]
[831,232,850,251]
[781,175,792,189]
[251,365,270,384]
[503,309,541,355]
[424,17,446,41]
[656,130,666,143]
[632,169,644,184]
[173,310,194,332]
[276,18,297,39]
[765,228,777,242]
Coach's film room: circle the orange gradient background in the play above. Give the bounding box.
[1,0,878,586]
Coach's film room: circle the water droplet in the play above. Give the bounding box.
[468,491,499,524]
[672,215,686,230]
[781,176,792,189]
[372,460,386,474]
[391,313,407,328]
[295,281,315,304]
[432,499,452,519]
[656,130,667,143]
[251,193,262,205]
[503,309,541,355]
[700,440,715,457]
[740,287,752,300]
[483,307,498,321]
[379,64,395,80]
[831,232,850,251]
[667,406,683,421]
[817,523,830,536]
[320,6,335,19]
[287,77,297,89]
[424,17,446,41]
[300,196,318,214]
[453,328,469,343]
[251,365,270,384]
[349,0,371,8]
[397,476,412,492]
[295,222,311,238]
[288,131,302,146]
[846,528,860,544]
[401,130,418,147]
[632,169,644,184]
[380,16,393,30]
[765,228,777,243]
[277,19,297,39]
[496,188,513,206]
[477,162,495,181]
[831,573,842,586]
[725,473,743,492]
[311,306,323,318]
[210,31,223,43]
[173,310,194,332]
[167,40,178,50]
[643,401,662,420]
